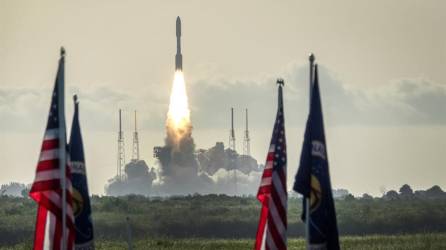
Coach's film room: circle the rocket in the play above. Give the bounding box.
[175,16,182,71]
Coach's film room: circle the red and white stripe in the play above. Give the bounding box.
[255,143,288,250]
[30,128,75,250]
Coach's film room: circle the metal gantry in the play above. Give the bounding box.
[132,110,140,161]
[228,107,237,195]
[117,109,125,180]
[243,108,250,156]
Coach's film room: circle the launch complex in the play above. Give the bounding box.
[107,17,259,196]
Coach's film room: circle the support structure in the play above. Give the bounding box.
[229,107,236,151]
[58,47,67,250]
[117,109,125,180]
[229,107,237,195]
[243,108,250,156]
[126,217,133,250]
[306,53,315,250]
[309,53,315,105]
[132,110,140,161]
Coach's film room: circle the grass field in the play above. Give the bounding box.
[3,233,446,250]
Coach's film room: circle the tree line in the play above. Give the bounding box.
[0,184,445,246]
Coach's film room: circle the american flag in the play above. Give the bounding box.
[29,50,75,250]
[255,80,287,250]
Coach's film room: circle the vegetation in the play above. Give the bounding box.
[1,186,446,247]
[3,234,446,250]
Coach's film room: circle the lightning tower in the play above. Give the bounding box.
[117,109,125,180]
[243,108,250,156]
[228,107,237,195]
[229,107,236,151]
[132,110,140,161]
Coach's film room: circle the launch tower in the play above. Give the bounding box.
[117,109,125,180]
[228,107,237,195]
[243,108,251,156]
[229,107,236,151]
[132,110,140,161]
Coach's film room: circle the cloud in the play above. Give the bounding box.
[1,65,445,134]
[373,79,446,124]
[0,87,50,132]
[0,84,168,132]
[188,64,446,128]
[210,168,262,195]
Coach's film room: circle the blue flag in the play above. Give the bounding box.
[293,65,340,249]
[69,95,95,249]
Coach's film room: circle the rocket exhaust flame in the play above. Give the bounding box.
[166,71,191,145]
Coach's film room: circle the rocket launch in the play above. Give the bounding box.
[154,16,202,194]
[175,16,182,71]
[167,16,191,144]
[148,16,263,196]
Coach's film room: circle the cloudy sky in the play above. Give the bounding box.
[1,0,445,196]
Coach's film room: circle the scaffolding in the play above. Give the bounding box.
[132,110,140,161]
[117,109,125,180]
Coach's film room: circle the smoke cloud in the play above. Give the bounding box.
[105,160,157,196]
[155,121,214,195]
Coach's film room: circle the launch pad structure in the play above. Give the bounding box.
[243,108,251,156]
[117,109,125,181]
[116,110,142,181]
[228,108,238,194]
[229,107,236,151]
[132,110,140,161]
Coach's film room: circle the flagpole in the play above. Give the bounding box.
[126,217,133,250]
[306,53,315,250]
[59,47,67,250]
[309,53,315,105]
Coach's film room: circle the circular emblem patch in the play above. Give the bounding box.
[310,175,322,212]
[72,188,84,217]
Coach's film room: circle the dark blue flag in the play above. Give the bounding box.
[293,65,340,250]
[69,95,95,249]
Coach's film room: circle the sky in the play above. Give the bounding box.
[1,0,445,196]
